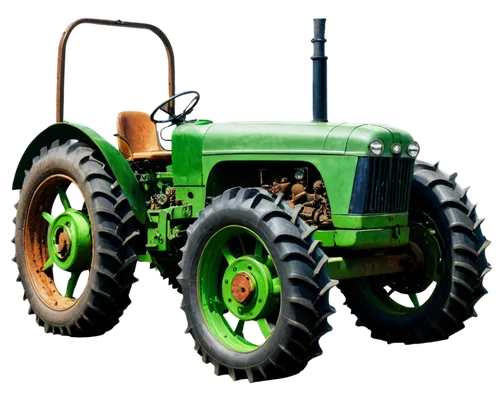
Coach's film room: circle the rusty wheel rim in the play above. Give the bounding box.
[24,174,93,311]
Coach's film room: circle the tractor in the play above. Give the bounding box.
[12,18,491,382]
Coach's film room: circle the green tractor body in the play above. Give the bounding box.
[14,120,414,255]
[12,18,491,382]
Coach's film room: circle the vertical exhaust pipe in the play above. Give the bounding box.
[312,18,328,122]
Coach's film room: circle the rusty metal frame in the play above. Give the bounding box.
[56,18,175,122]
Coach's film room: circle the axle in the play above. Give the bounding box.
[328,253,408,280]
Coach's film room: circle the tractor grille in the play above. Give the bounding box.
[349,157,414,214]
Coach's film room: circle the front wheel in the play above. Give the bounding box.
[340,161,491,344]
[178,188,336,382]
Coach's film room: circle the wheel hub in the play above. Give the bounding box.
[231,272,255,303]
[222,256,279,321]
[47,209,92,272]
[388,221,442,294]
[56,227,71,259]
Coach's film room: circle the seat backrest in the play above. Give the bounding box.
[116,111,163,159]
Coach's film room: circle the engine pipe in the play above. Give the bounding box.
[312,18,328,122]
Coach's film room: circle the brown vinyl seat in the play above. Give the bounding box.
[116,111,172,161]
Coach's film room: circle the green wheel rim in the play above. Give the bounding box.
[362,212,443,315]
[198,225,280,353]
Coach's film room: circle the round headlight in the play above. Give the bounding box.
[407,141,420,158]
[369,139,384,156]
[391,143,402,154]
[294,169,305,180]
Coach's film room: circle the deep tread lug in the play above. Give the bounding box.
[452,277,473,292]
[184,318,192,336]
[285,318,313,338]
[449,172,458,187]
[91,284,117,305]
[97,225,122,243]
[319,279,338,297]
[212,360,220,377]
[453,244,478,258]
[473,218,485,231]
[118,255,138,275]
[442,308,460,326]
[288,273,319,290]
[454,260,479,276]
[308,240,321,256]
[315,306,336,328]
[301,225,318,240]
[290,204,303,225]
[449,293,468,311]
[257,364,268,380]
[245,368,254,383]
[480,266,492,280]
[123,230,141,247]
[468,203,478,218]
[313,255,328,278]
[49,139,60,150]
[279,344,298,362]
[96,247,122,265]
[95,267,120,286]
[288,297,318,316]
[459,186,470,200]
[477,240,491,256]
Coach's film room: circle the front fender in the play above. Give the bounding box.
[12,122,146,224]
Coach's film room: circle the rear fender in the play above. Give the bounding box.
[12,122,146,224]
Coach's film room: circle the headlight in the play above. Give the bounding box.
[294,168,305,180]
[369,139,384,156]
[407,141,420,158]
[391,143,402,154]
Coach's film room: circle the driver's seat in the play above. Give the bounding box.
[116,111,172,161]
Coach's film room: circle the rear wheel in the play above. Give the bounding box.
[340,161,491,344]
[178,187,336,382]
[13,140,139,336]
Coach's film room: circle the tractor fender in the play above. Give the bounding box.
[12,122,146,224]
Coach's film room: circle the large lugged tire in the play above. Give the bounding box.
[178,187,336,382]
[340,160,491,344]
[13,139,139,336]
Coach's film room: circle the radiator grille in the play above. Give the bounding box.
[349,157,414,214]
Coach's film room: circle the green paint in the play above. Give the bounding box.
[314,226,409,249]
[45,207,92,272]
[146,204,193,251]
[221,255,277,321]
[326,257,348,278]
[315,230,336,247]
[65,271,82,298]
[137,251,153,263]
[331,213,408,229]
[172,123,211,186]
[12,122,147,224]
[174,186,205,216]
[334,227,409,248]
[198,225,279,353]
[146,210,168,251]
[170,120,413,218]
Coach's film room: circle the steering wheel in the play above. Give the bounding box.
[150,91,200,125]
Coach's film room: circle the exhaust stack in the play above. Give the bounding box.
[312,18,328,122]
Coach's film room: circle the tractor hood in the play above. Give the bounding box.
[201,122,414,158]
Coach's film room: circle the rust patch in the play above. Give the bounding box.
[56,228,71,258]
[231,273,254,303]
[24,174,90,311]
